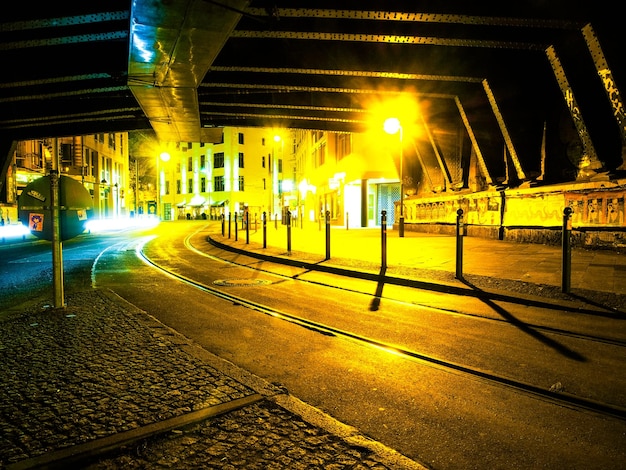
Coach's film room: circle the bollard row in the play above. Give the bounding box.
[221,208,576,293]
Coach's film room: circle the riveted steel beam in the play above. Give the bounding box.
[245,8,583,29]
[231,30,545,50]
[546,45,602,177]
[0,74,119,89]
[482,79,526,182]
[201,110,363,124]
[208,66,483,83]
[418,114,453,189]
[0,31,128,51]
[582,23,626,170]
[454,96,493,185]
[200,81,456,99]
[0,12,129,32]
[410,139,435,189]
[200,101,364,114]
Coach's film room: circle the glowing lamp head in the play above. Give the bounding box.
[383,117,402,135]
[160,152,171,162]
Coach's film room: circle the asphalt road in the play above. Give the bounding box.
[3,222,626,469]
[95,222,626,469]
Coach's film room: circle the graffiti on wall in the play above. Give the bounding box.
[503,193,563,227]
[403,193,501,225]
[467,196,500,225]
[567,192,625,226]
[400,190,626,228]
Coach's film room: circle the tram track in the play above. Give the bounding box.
[137,237,626,423]
[185,231,626,351]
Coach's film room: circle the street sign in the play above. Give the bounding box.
[18,175,94,241]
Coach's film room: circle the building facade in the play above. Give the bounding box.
[293,129,400,228]
[155,127,289,224]
[5,125,623,249]
[5,133,128,225]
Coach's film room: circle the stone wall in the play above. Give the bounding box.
[396,180,626,250]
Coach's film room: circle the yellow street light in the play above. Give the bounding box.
[384,117,404,237]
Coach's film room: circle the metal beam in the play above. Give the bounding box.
[455,96,493,185]
[231,30,546,50]
[482,79,527,181]
[545,45,602,178]
[582,23,626,171]
[244,8,583,30]
[419,114,453,189]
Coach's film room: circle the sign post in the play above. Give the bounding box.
[18,174,94,309]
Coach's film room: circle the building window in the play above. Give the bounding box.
[165,180,170,195]
[262,155,265,168]
[278,159,283,173]
[214,152,224,168]
[200,155,206,170]
[337,133,351,159]
[238,152,244,168]
[188,178,193,193]
[262,137,266,146]
[60,143,72,167]
[201,177,206,192]
[187,157,192,171]
[314,142,326,167]
[238,175,244,191]
[238,132,244,144]
[214,175,225,191]
[176,180,181,194]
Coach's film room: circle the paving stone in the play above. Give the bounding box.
[0,290,420,469]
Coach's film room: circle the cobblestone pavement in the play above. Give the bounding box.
[0,289,424,469]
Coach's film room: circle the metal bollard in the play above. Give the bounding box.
[234,213,238,241]
[381,210,387,269]
[245,211,250,244]
[228,213,231,238]
[287,210,292,254]
[221,214,225,236]
[455,208,465,280]
[275,213,278,229]
[562,207,573,293]
[262,211,267,248]
[325,210,331,260]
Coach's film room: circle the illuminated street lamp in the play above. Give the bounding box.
[384,117,404,237]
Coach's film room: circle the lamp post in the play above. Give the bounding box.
[384,117,404,237]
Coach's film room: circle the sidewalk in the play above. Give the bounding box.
[217,219,626,300]
[0,289,423,469]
